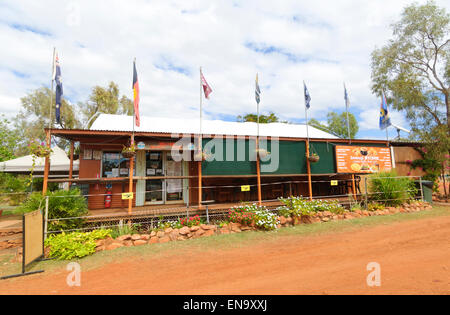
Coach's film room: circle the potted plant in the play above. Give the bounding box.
[255,148,270,159]
[29,140,52,158]
[121,142,136,158]
[307,153,320,163]
[194,151,211,161]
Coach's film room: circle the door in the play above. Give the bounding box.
[145,151,164,204]
[165,152,183,203]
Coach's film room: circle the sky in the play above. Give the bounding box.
[0,0,449,140]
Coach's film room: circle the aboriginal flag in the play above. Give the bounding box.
[133,60,140,127]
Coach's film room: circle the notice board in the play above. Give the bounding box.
[335,145,392,173]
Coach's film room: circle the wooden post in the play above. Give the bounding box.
[68,141,74,188]
[198,160,202,209]
[42,129,51,196]
[306,140,313,201]
[351,174,357,199]
[128,136,134,215]
[256,138,262,206]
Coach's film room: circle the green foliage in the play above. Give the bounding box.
[368,171,418,206]
[228,204,279,230]
[17,189,88,231]
[236,112,287,124]
[110,222,140,238]
[370,0,449,137]
[367,202,385,212]
[80,82,133,128]
[45,229,111,260]
[0,174,30,206]
[310,112,359,139]
[0,115,20,161]
[278,197,345,216]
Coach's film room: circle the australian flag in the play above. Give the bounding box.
[304,82,311,109]
[379,92,391,130]
[52,52,63,125]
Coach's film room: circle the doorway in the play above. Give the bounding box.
[144,151,183,204]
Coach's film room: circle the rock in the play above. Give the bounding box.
[159,236,170,243]
[149,237,159,244]
[133,240,147,246]
[150,231,156,237]
[169,230,179,241]
[95,239,105,247]
[332,215,338,221]
[203,229,215,237]
[164,227,173,234]
[240,225,251,231]
[355,209,362,215]
[106,243,124,250]
[131,234,141,241]
[123,240,133,247]
[322,217,329,222]
[201,224,215,230]
[156,231,165,238]
[323,211,332,217]
[116,234,131,241]
[140,234,150,240]
[179,226,190,235]
[177,235,188,241]
[286,217,293,224]
[279,216,287,225]
[220,228,230,235]
[190,226,200,232]
[194,229,205,237]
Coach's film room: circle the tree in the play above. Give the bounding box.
[0,115,20,161]
[15,87,80,154]
[80,81,133,128]
[237,112,286,123]
[371,0,449,135]
[309,112,359,139]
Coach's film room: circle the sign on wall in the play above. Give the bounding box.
[335,145,392,173]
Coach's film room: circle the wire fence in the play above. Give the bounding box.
[0,176,427,237]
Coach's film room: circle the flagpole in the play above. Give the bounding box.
[304,81,313,201]
[43,47,55,196]
[128,57,136,215]
[256,73,262,206]
[198,67,203,209]
[344,83,351,144]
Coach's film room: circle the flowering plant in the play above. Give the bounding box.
[27,139,53,186]
[121,142,136,158]
[179,215,202,227]
[228,204,279,230]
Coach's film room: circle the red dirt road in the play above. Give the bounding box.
[1,215,449,295]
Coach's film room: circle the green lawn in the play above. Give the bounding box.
[1,205,449,279]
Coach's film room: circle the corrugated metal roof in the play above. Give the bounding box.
[90,114,338,139]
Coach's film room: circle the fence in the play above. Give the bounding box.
[0,176,426,238]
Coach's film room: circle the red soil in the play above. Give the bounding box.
[1,215,449,295]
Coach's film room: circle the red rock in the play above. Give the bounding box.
[195,229,205,236]
[149,237,159,244]
[286,217,293,224]
[131,234,141,241]
[140,234,150,240]
[164,227,173,234]
[220,228,230,235]
[150,231,156,237]
[106,243,124,250]
[179,226,190,235]
[203,230,215,237]
[156,231,165,238]
[133,240,147,246]
[123,240,133,247]
[190,226,200,232]
[159,236,170,243]
[116,234,131,241]
[279,216,287,225]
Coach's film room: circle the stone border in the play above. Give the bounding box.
[94,201,433,252]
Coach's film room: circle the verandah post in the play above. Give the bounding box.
[306,140,313,201]
[68,141,74,189]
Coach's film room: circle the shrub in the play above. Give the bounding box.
[368,171,417,206]
[367,202,385,212]
[18,189,88,232]
[278,197,345,216]
[253,210,279,230]
[179,215,202,227]
[228,204,279,230]
[45,229,111,260]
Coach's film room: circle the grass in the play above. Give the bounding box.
[1,205,449,279]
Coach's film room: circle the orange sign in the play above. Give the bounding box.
[335,145,392,173]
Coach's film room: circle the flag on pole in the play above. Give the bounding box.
[379,92,391,130]
[200,69,212,99]
[53,52,63,125]
[255,73,261,104]
[132,60,140,127]
[344,84,350,110]
[304,82,311,109]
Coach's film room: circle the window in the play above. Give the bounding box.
[102,152,135,178]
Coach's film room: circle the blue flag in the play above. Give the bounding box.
[255,73,261,104]
[344,84,350,110]
[304,82,311,109]
[53,52,63,125]
[379,92,391,130]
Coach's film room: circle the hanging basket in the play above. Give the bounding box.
[307,154,320,163]
[32,147,52,158]
[121,150,136,158]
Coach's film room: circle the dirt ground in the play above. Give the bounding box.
[0,214,449,295]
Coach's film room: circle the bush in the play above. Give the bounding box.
[228,204,279,230]
[45,229,111,260]
[368,171,417,206]
[18,189,89,231]
[278,197,345,216]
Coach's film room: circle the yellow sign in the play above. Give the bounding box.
[122,192,134,200]
[330,180,338,186]
[241,185,250,192]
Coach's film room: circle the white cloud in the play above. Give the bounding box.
[0,0,448,137]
